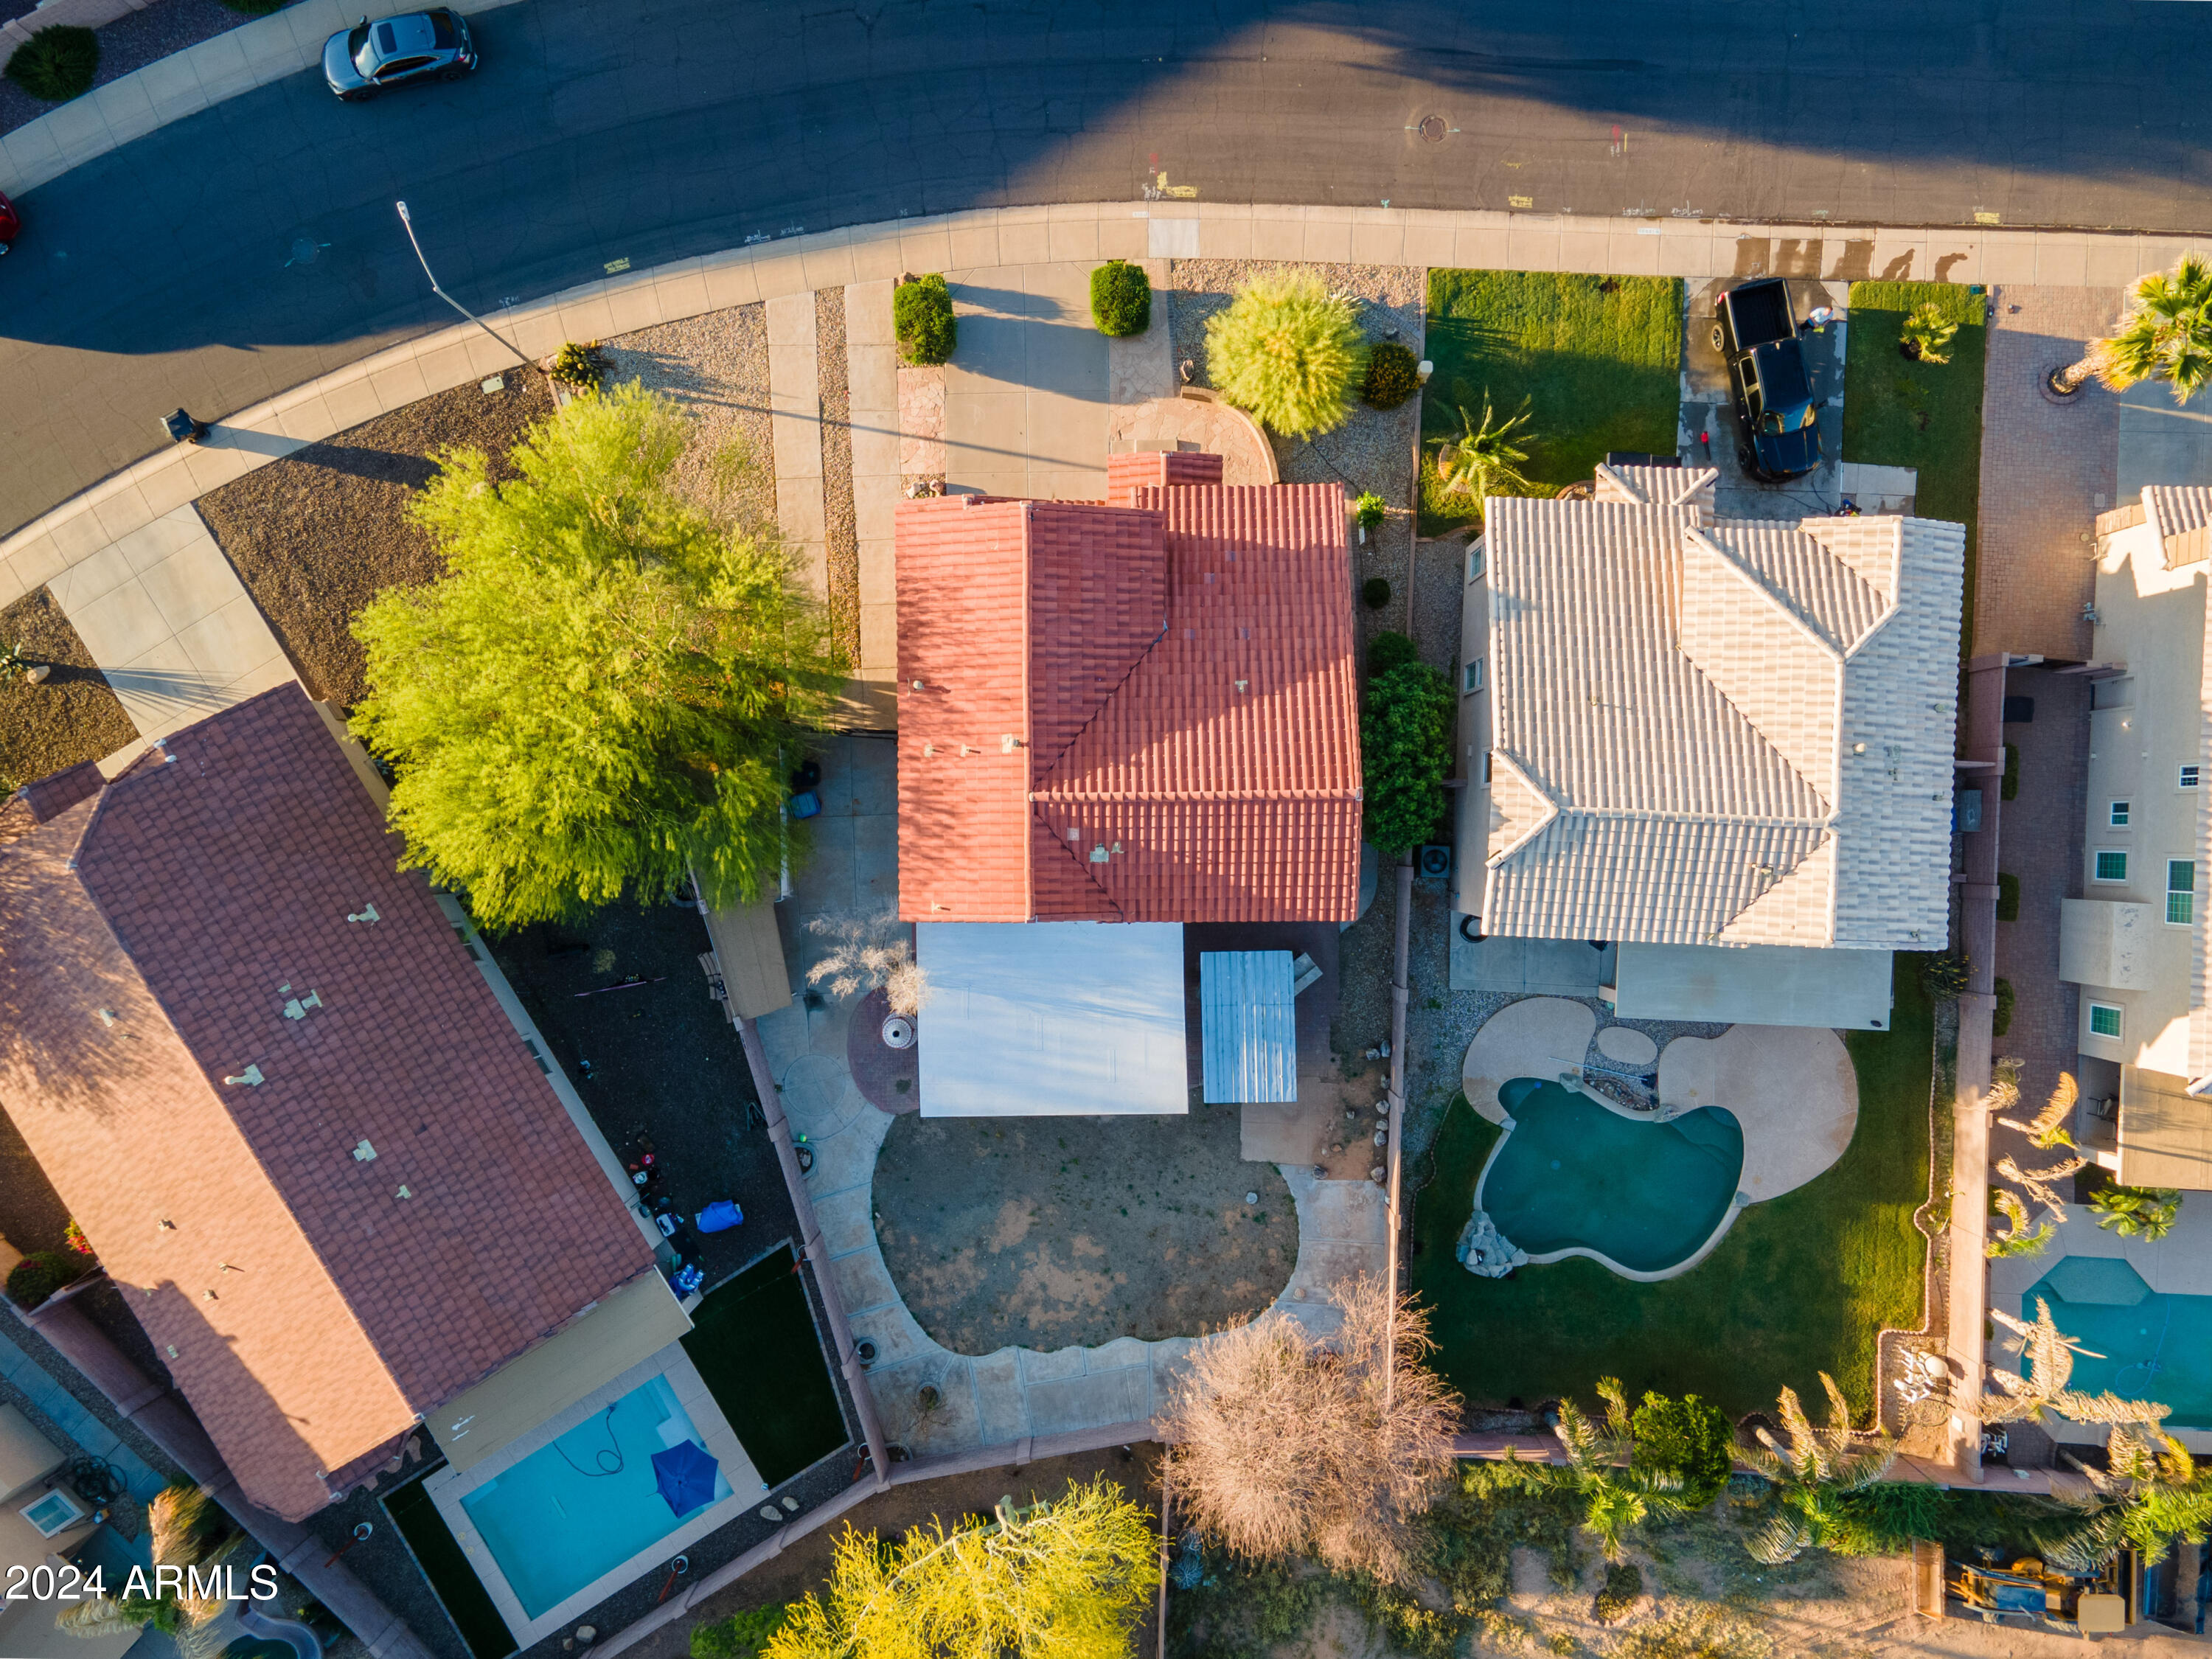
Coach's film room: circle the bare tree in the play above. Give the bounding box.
[805,908,931,1017]
[1159,1276,1459,1583]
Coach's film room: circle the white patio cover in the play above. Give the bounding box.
[916,922,1189,1116]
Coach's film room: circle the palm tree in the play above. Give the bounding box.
[1738,1374,1896,1565]
[1554,1377,1688,1560]
[1983,1298,2169,1429]
[1994,1152,2087,1225]
[2042,1422,2212,1573]
[58,1484,246,1659]
[2090,1184,2183,1240]
[1899,302,1959,365]
[1998,1072,2078,1151]
[1986,1189,2055,1259]
[2051,256,2212,398]
[1430,397,1536,501]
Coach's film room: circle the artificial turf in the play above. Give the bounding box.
[1419,271,1684,534]
[682,1246,850,1488]
[1840,282,1988,651]
[383,1475,517,1659]
[1410,956,1935,1422]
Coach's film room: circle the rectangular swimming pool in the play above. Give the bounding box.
[459,1374,731,1619]
[2025,1258,2212,1428]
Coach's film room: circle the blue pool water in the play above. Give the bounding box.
[459,1375,731,1619]
[2023,1257,2212,1429]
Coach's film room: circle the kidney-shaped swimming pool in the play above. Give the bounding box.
[1478,1077,1745,1276]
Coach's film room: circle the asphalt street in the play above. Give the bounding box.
[4,0,2209,534]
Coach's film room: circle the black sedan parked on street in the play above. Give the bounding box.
[323,10,476,100]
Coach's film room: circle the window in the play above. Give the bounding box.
[2169,860,2195,925]
[2110,801,2132,827]
[2095,850,2129,883]
[1466,543,1485,584]
[1463,658,1485,694]
[20,1488,83,1539]
[2089,1002,2124,1040]
[2183,765,2201,790]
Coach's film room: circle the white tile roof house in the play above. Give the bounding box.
[1455,464,1964,1025]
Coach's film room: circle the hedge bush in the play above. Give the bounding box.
[1995,871,2020,922]
[2000,741,2019,800]
[6,1249,86,1310]
[894,274,957,366]
[1362,662,1455,854]
[1089,260,1151,337]
[1993,976,2015,1037]
[547,341,609,389]
[5,26,98,103]
[1360,577,1392,611]
[1363,341,1421,409]
[1367,630,1418,678]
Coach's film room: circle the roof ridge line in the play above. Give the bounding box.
[1029,799,1126,922]
[1683,525,1848,658]
[1484,751,1560,867]
[1549,804,1832,827]
[1028,786,1365,802]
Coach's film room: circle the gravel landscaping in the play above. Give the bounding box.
[0,586,136,793]
[814,286,860,669]
[197,369,557,709]
[599,302,776,528]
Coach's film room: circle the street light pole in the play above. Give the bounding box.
[394,201,529,368]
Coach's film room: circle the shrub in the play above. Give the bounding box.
[1993,976,2015,1037]
[2001,741,2019,800]
[692,1606,788,1659]
[1361,577,1392,611]
[1899,302,1960,366]
[62,1219,94,1256]
[1995,872,2020,922]
[4,25,97,102]
[1629,1391,1735,1509]
[1363,662,1455,855]
[894,274,957,366]
[1354,491,1388,532]
[547,341,608,389]
[1204,271,1368,438]
[1363,341,1421,409]
[1593,1561,1642,1625]
[1089,260,1151,337]
[1368,631,1419,678]
[1921,953,1970,999]
[6,1250,86,1310]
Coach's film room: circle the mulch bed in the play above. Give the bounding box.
[0,587,136,793]
[848,987,919,1112]
[195,369,557,709]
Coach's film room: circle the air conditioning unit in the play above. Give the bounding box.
[1417,844,1453,881]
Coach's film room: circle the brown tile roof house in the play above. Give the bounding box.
[0,686,654,1523]
[895,452,1362,923]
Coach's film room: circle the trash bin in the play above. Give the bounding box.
[695,1200,743,1234]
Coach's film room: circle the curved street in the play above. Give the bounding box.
[3,0,2208,532]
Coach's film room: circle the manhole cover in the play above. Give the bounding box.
[1418,115,1447,142]
[285,235,331,268]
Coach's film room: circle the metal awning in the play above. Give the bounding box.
[1200,950,1296,1104]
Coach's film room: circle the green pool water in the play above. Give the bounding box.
[1478,1077,1745,1275]
[2024,1257,2212,1428]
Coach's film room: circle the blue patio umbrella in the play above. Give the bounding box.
[650,1439,721,1518]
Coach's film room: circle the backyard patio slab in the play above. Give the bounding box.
[1461,996,1599,1122]
[1658,1024,1859,1200]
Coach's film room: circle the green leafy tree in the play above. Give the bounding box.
[2054,255,2212,398]
[351,382,841,928]
[1361,662,1455,855]
[60,1486,243,1658]
[763,1479,1155,1659]
[1554,1378,1691,1560]
[1204,271,1369,439]
[1629,1391,1736,1509]
[1366,630,1419,679]
[1738,1374,1896,1564]
[2090,1183,2183,1239]
[1429,397,1535,501]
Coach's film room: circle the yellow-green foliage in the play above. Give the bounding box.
[350,381,843,927]
[766,1479,1155,1659]
[1205,272,1368,438]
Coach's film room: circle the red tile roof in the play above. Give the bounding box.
[0,686,653,1522]
[896,465,1360,922]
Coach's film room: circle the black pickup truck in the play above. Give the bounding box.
[1714,278,1820,481]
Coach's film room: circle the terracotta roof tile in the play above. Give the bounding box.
[0,686,653,1521]
[898,467,1360,922]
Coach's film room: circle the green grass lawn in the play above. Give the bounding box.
[1840,282,1986,650]
[683,1245,850,1486]
[1419,271,1684,535]
[1410,957,1934,1421]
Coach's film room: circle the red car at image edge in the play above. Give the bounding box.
[0,189,18,257]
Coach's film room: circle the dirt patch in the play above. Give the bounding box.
[0,588,137,793]
[873,1107,1296,1354]
[197,371,558,709]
